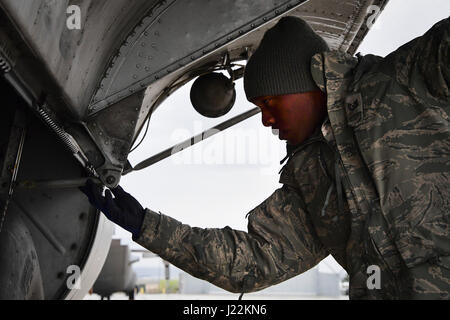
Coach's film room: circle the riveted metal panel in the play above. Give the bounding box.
[88,0,309,115]
[85,91,144,186]
[0,0,157,117]
[294,0,388,53]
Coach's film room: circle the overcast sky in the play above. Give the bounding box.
[115,0,450,276]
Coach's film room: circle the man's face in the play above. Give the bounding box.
[251,90,327,145]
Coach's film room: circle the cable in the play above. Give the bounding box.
[128,62,243,154]
[129,115,151,153]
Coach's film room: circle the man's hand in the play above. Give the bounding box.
[79,179,145,238]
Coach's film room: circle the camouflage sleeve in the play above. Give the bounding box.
[132,186,329,293]
[384,17,449,103]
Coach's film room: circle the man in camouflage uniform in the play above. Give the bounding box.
[81,16,449,299]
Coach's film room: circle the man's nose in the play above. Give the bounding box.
[262,111,275,127]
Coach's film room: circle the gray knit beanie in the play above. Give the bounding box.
[244,16,329,101]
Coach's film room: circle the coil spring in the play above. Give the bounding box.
[38,108,78,154]
[0,56,11,73]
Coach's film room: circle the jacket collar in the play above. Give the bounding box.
[311,51,359,89]
[280,125,325,167]
[311,50,381,93]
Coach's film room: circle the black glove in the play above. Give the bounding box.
[79,179,145,238]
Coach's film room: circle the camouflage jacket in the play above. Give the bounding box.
[134,18,450,299]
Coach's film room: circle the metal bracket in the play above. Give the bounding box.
[0,108,27,233]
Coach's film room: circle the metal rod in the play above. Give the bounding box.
[0,110,27,234]
[124,107,261,175]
